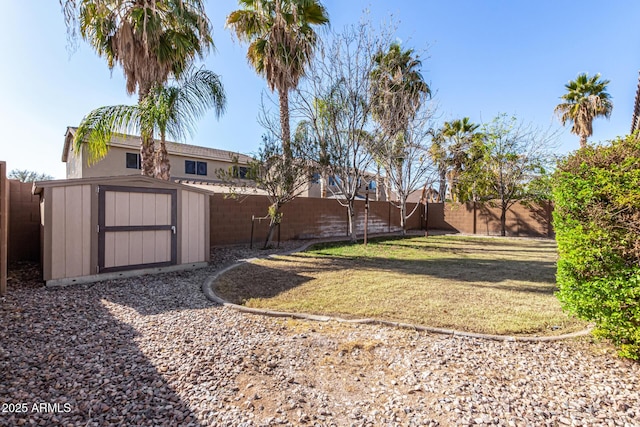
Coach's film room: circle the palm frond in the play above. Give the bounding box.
[75,104,141,164]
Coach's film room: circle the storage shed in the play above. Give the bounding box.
[33,175,211,286]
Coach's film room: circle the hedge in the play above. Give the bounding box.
[553,134,640,359]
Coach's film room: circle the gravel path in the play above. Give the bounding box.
[0,244,639,426]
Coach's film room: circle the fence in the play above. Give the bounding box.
[209,194,423,246]
[426,201,554,238]
[8,180,41,262]
[0,162,7,295]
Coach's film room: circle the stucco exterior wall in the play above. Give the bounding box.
[68,142,248,182]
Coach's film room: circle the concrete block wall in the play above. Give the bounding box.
[0,162,7,295]
[426,201,553,238]
[8,180,41,262]
[210,194,423,246]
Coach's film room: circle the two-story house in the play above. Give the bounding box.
[62,127,254,183]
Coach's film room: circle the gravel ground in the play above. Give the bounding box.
[0,243,639,427]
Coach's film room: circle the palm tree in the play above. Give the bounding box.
[78,0,213,176]
[74,68,226,180]
[555,73,613,149]
[427,127,447,202]
[370,42,431,138]
[441,117,480,201]
[226,0,329,161]
[370,42,431,207]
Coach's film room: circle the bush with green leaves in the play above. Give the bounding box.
[553,134,640,359]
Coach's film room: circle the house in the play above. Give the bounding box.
[63,127,390,199]
[304,172,392,201]
[62,127,254,183]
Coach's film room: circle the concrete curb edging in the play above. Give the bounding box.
[202,236,594,343]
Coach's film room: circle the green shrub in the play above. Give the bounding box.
[553,134,640,359]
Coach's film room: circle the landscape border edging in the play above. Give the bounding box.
[202,235,594,342]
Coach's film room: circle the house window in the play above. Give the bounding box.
[186,160,208,176]
[312,173,320,184]
[329,176,340,186]
[196,161,208,176]
[369,181,377,190]
[185,160,196,174]
[233,166,248,179]
[126,152,141,169]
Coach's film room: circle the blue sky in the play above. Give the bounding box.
[1,1,639,179]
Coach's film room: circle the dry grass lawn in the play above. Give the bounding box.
[214,235,587,336]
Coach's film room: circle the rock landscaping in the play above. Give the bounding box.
[0,244,638,426]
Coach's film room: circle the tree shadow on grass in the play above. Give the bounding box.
[287,253,557,285]
[214,254,558,305]
[0,263,205,426]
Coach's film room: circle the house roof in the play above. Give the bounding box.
[632,71,640,134]
[62,127,254,164]
[32,174,216,196]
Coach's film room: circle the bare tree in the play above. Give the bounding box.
[293,17,393,241]
[465,114,559,236]
[9,170,54,183]
[372,103,437,234]
[254,133,315,248]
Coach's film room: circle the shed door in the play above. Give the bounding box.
[98,185,177,273]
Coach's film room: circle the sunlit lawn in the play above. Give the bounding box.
[214,235,586,336]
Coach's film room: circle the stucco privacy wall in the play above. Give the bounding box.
[8,180,40,262]
[0,162,7,295]
[209,194,423,245]
[426,201,554,237]
[34,176,210,285]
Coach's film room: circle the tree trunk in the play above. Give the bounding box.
[263,219,279,249]
[384,174,391,202]
[138,84,155,177]
[347,199,357,242]
[278,88,292,161]
[375,166,381,201]
[154,139,171,180]
[438,167,447,202]
[320,171,327,198]
[500,206,507,237]
[579,134,588,149]
[140,135,155,177]
[400,199,407,235]
[263,202,282,249]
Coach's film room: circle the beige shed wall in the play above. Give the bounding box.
[181,190,208,263]
[50,185,92,280]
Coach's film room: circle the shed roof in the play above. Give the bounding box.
[62,127,254,164]
[32,174,216,196]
